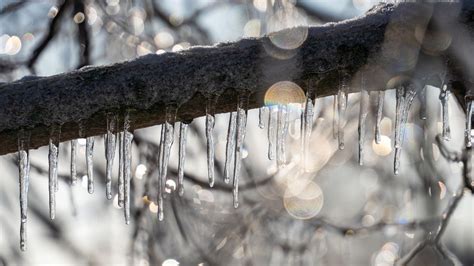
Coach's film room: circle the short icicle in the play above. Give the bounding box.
[337,76,349,150]
[70,140,77,185]
[233,105,247,208]
[123,111,134,224]
[358,78,369,165]
[259,107,267,129]
[118,132,124,207]
[48,125,60,220]
[205,113,215,187]
[105,114,117,200]
[18,131,30,251]
[224,112,237,184]
[303,96,314,171]
[440,85,451,141]
[86,136,95,194]
[268,106,277,160]
[375,91,385,144]
[178,122,189,196]
[394,85,418,175]
[466,100,474,148]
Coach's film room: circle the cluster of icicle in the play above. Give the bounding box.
[15,76,458,251]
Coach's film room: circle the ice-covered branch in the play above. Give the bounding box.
[0,2,472,156]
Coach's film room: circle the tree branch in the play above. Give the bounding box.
[0,2,472,156]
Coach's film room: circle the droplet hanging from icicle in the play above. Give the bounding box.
[48,125,61,220]
[123,111,134,224]
[18,131,30,251]
[440,85,451,141]
[358,75,369,166]
[105,114,117,200]
[224,112,237,184]
[178,122,189,196]
[86,136,94,194]
[375,91,385,144]
[394,84,418,175]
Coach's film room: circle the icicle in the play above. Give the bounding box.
[206,113,215,187]
[419,86,427,120]
[466,100,474,148]
[276,105,289,167]
[358,78,369,166]
[333,95,337,139]
[18,132,30,251]
[70,140,77,185]
[337,76,349,150]
[303,97,314,171]
[105,114,117,200]
[157,125,165,221]
[118,132,124,207]
[375,91,385,144]
[224,112,237,184]
[440,85,451,141]
[259,107,267,129]
[123,111,133,224]
[268,106,277,160]
[86,136,94,194]
[161,121,174,184]
[233,106,247,208]
[178,122,189,196]
[394,85,417,175]
[48,126,60,220]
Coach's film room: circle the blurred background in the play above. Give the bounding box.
[0,0,473,265]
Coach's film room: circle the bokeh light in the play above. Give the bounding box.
[284,179,324,219]
[264,81,305,106]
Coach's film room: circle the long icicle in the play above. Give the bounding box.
[18,131,30,251]
[303,97,314,171]
[276,105,284,167]
[268,106,277,160]
[157,125,165,221]
[206,113,215,187]
[440,85,451,141]
[259,107,267,129]
[123,111,133,224]
[70,140,77,185]
[86,136,94,194]
[333,95,337,139]
[281,105,289,166]
[48,125,60,220]
[118,131,124,207]
[178,122,189,196]
[338,75,349,150]
[224,112,237,184]
[375,91,385,144]
[358,76,369,165]
[233,104,247,208]
[394,85,417,175]
[105,114,117,200]
[466,100,474,148]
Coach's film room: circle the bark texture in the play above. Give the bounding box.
[0,2,473,155]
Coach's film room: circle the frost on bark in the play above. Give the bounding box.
[0,2,473,156]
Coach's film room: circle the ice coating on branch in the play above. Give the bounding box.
[86,137,95,194]
[233,106,247,208]
[259,107,267,129]
[440,85,451,141]
[268,106,277,160]
[303,97,314,171]
[48,126,60,220]
[105,114,117,200]
[394,85,417,175]
[70,140,77,185]
[337,77,349,150]
[178,122,188,196]
[206,114,215,187]
[375,91,385,144]
[18,132,30,251]
[118,132,124,207]
[466,100,474,148]
[358,79,369,165]
[224,112,237,184]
